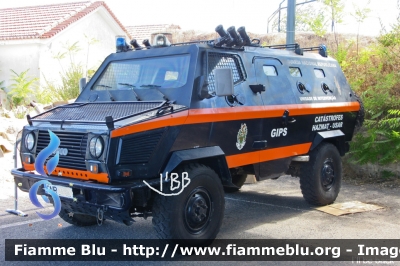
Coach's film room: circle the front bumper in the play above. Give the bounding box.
[11,168,158,224]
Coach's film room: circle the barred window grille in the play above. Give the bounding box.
[94,63,141,90]
[207,53,246,95]
[93,54,190,90]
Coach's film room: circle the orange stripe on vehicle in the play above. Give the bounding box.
[111,110,189,138]
[226,150,259,167]
[293,102,360,116]
[110,102,360,138]
[186,106,281,124]
[22,164,109,183]
[186,102,360,124]
[226,143,312,168]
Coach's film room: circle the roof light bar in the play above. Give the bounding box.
[116,36,129,52]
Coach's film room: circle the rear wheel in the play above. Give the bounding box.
[58,205,97,226]
[152,163,225,246]
[299,143,342,206]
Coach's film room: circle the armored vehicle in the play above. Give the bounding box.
[12,25,364,244]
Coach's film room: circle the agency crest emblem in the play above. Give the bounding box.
[236,123,248,150]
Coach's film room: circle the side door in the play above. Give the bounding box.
[204,52,264,164]
[253,58,301,179]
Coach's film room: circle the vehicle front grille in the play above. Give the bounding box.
[118,130,164,165]
[36,130,88,170]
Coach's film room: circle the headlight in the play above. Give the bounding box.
[24,132,35,151]
[89,136,104,158]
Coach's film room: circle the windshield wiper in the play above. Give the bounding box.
[140,84,161,88]
[95,84,115,101]
[155,88,170,101]
[118,83,141,101]
[96,84,112,88]
[139,84,169,101]
[118,83,136,88]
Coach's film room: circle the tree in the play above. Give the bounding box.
[84,34,99,78]
[45,41,87,101]
[296,5,328,37]
[320,0,345,49]
[271,5,328,37]
[351,0,371,56]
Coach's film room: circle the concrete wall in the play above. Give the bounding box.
[0,43,41,89]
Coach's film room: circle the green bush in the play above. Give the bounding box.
[43,39,96,101]
[343,24,400,165]
[7,69,38,108]
[44,64,83,101]
[351,109,400,164]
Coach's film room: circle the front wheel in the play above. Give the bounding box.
[299,143,342,206]
[152,163,225,246]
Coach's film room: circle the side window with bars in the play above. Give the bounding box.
[207,52,246,95]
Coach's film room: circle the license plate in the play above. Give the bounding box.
[46,185,73,199]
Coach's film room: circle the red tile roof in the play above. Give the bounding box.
[0,1,130,40]
[125,24,181,43]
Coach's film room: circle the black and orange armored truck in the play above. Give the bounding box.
[12,25,364,244]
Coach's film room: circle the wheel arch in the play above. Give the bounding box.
[310,130,348,156]
[161,146,234,187]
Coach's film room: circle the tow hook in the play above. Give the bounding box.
[97,206,107,226]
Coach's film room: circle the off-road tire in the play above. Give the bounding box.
[58,205,97,226]
[152,163,225,246]
[224,173,247,193]
[299,143,342,206]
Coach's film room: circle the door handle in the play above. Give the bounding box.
[282,110,296,126]
[253,140,268,150]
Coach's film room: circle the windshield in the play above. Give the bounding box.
[93,54,190,91]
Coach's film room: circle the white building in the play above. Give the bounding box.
[0,1,130,107]
[125,24,181,44]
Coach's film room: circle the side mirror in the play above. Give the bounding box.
[79,77,87,92]
[214,68,234,97]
